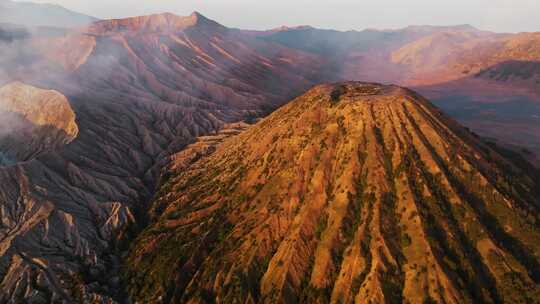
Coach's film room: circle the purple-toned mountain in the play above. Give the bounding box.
[0,12,334,302]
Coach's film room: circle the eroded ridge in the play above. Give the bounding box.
[125,82,540,303]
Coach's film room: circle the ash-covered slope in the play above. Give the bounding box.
[125,82,540,303]
[0,12,331,303]
[0,0,98,28]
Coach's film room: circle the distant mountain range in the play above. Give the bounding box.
[0,0,98,28]
[0,3,539,303]
[255,23,540,156]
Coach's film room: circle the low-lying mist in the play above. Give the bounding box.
[0,24,36,85]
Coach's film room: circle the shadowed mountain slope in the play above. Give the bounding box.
[88,12,219,34]
[125,82,540,303]
[0,12,333,303]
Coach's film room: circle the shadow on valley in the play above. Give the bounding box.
[413,61,540,160]
[476,60,540,83]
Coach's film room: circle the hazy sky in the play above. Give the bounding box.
[16,0,540,33]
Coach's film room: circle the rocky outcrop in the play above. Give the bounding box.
[0,82,78,162]
[0,12,330,303]
[0,82,78,138]
[0,0,98,28]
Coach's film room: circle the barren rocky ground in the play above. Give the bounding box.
[126,83,540,303]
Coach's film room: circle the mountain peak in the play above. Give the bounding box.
[189,11,204,19]
[0,82,78,162]
[124,81,540,303]
[88,11,223,34]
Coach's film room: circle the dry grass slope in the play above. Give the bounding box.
[125,82,540,304]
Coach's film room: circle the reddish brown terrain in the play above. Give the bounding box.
[0,0,98,28]
[126,83,540,303]
[0,82,78,162]
[0,8,538,303]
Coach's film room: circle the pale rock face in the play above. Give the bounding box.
[0,81,78,138]
[125,83,540,303]
[0,82,78,162]
[0,165,136,303]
